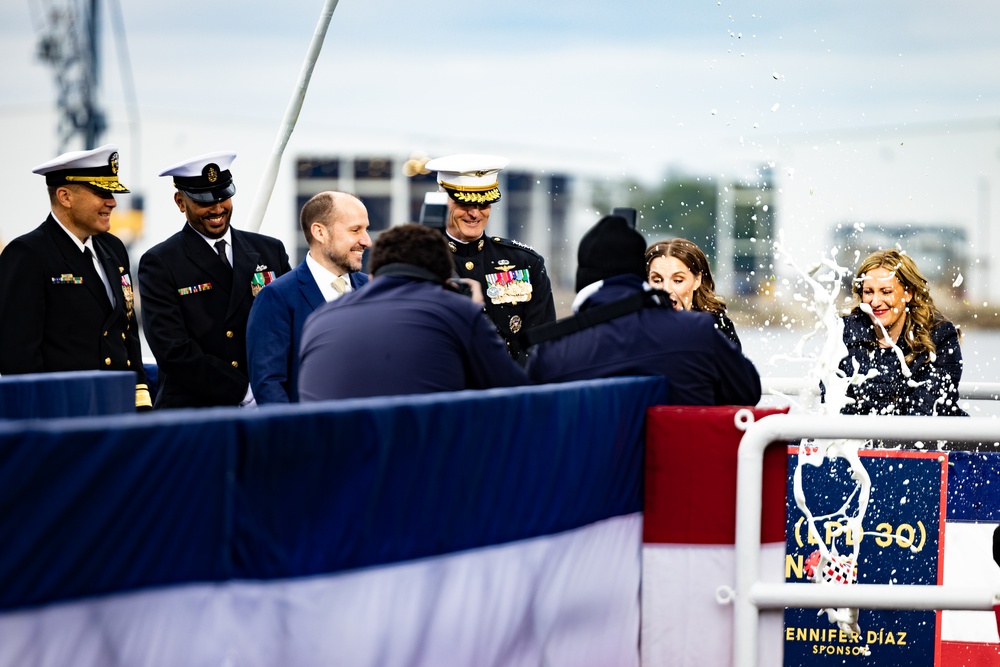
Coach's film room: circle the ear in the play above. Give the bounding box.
[310,221,327,243]
[173,191,186,213]
[54,186,73,208]
[693,273,703,292]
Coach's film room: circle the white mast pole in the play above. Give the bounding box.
[246,0,341,233]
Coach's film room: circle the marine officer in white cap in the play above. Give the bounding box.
[137,151,291,408]
[0,143,152,409]
[423,154,556,360]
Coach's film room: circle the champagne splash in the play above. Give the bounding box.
[774,238,873,641]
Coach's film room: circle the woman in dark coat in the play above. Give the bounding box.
[645,238,741,349]
[839,249,966,416]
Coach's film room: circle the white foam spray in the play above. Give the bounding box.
[773,239,873,641]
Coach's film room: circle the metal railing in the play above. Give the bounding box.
[761,377,1000,401]
[732,412,1000,667]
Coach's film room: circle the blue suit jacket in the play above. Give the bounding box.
[247,259,368,404]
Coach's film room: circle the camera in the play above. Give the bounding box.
[612,207,637,229]
[445,278,473,298]
[419,191,449,231]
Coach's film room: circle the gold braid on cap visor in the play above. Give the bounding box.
[64,175,130,192]
[447,184,501,205]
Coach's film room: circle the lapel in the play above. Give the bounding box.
[349,272,369,290]
[43,216,112,314]
[181,225,232,297]
[92,235,122,313]
[229,229,261,319]
[297,262,324,310]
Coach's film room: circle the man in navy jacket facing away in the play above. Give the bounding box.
[298,223,528,401]
[247,191,371,404]
[525,215,761,407]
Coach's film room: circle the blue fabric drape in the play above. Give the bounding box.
[0,370,134,418]
[0,377,667,611]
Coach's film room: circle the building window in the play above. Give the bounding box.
[361,195,391,232]
[354,158,392,180]
[297,158,339,179]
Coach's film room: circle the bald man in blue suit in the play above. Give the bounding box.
[247,192,370,404]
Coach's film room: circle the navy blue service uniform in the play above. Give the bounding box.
[422,153,558,359]
[450,235,556,359]
[138,150,291,408]
[0,143,151,409]
[138,225,290,408]
[0,217,148,390]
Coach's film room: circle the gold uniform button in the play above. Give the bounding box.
[465,261,474,271]
[103,331,108,337]
[104,357,111,366]
[121,332,126,340]
[231,361,239,368]
[127,360,131,367]
[226,330,234,339]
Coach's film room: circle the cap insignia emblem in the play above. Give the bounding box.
[206,165,219,183]
[475,170,489,177]
[109,152,119,175]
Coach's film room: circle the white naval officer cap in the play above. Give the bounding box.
[423,154,509,205]
[159,151,237,204]
[32,143,130,194]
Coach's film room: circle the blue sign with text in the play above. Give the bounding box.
[783,449,945,666]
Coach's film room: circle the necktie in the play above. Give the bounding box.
[331,276,348,294]
[215,239,231,269]
[84,247,114,304]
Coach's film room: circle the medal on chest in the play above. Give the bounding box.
[485,259,533,305]
[120,270,134,320]
[251,266,277,297]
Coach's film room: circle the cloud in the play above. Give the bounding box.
[4,0,1000,294]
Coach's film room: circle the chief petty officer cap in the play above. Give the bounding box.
[424,154,509,205]
[159,151,237,204]
[32,143,130,194]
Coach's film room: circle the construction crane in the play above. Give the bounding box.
[31,0,144,245]
[34,0,105,151]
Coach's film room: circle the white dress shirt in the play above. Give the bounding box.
[306,252,352,303]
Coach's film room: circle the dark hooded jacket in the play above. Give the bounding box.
[525,275,761,406]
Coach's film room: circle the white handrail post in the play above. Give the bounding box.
[246,0,341,233]
[733,415,780,667]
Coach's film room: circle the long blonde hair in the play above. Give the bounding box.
[644,238,728,316]
[851,249,951,363]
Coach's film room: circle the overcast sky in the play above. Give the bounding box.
[2,1,1000,294]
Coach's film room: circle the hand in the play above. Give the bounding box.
[457,278,484,304]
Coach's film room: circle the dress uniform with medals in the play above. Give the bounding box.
[137,152,291,408]
[0,144,152,409]
[424,154,557,360]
